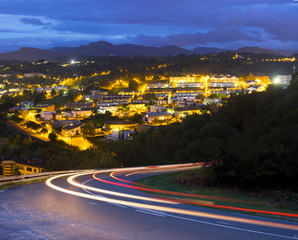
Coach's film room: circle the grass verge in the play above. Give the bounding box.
[137,167,298,221]
[0,179,46,190]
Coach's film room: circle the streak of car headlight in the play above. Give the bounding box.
[67,172,177,205]
[46,174,298,231]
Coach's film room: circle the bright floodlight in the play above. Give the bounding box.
[273,77,281,84]
[71,60,75,64]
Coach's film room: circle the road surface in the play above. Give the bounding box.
[0,165,297,240]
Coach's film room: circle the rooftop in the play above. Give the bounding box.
[145,112,172,117]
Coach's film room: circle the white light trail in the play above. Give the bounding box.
[46,173,298,231]
[67,172,177,205]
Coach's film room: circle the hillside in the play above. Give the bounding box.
[111,73,298,191]
[0,41,297,61]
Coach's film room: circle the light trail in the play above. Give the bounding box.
[67,172,177,205]
[45,173,298,231]
[110,170,261,204]
[95,171,298,218]
[111,170,156,187]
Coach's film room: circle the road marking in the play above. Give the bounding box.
[166,214,297,239]
[76,177,175,205]
[216,221,231,225]
[109,203,127,208]
[136,209,165,217]
[89,202,97,205]
[83,179,127,208]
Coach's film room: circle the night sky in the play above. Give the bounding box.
[0,0,298,52]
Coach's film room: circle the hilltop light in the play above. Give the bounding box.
[71,60,75,64]
[273,77,281,84]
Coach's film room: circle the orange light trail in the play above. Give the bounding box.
[67,172,177,205]
[94,171,298,218]
[46,173,298,231]
[110,170,260,204]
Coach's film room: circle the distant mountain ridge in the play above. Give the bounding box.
[0,41,296,61]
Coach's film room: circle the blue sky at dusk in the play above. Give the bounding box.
[0,0,297,52]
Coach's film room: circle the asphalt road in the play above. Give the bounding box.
[0,166,297,240]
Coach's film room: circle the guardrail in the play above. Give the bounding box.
[0,162,204,186]
[0,169,94,186]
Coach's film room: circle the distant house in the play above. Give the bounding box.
[136,124,159,133]
[24,73,45,78]
[17,162,44,175]
[150,105,165,112]
[104,120,138,130]
[89,89,109,96]
[97,102,119,115]
[36,104,55,112]
[62,110,92,119]
[1,160,45,176]
[71,110,92,118]
[142,112,172,124]
[129,100,148,113]
[154,99,168,105]
[175,106,205,118]
[101,95,132,104]
[105,130,134,141]
[203,98,221,105]
[65,101,93,110]
[61,122,82,137]
[41,111,56,121]
[19,101,34,109]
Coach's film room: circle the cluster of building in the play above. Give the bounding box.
[6,73,281,144]
[2,72,294,176]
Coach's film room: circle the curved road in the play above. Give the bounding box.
[0,164,297,240]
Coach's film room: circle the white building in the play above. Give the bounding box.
[150,105,166,112]
[97,102,119,115]
[41,111,56,121]
[105,130,134,141]
[274,75,292,88]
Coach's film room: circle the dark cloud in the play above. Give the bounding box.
[134,26,263,47]
[0,0,297,51]
[20,17,50,26]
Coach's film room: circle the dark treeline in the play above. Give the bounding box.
[1,53,295,79]
[109,73,298,191]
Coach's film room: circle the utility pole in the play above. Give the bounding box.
[293,64,296,75]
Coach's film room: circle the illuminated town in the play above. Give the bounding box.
[0,51,296,176]
[0,65,275,151]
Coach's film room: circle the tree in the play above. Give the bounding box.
[83,120,95,138]
[50,89,57,97]
[32,91,46,102]
[67,89,80,101]
[128,80,139,91]
[49,132,58,142]
[26,121,42,131]
[40,128,48,134]
[196,93,204,100]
